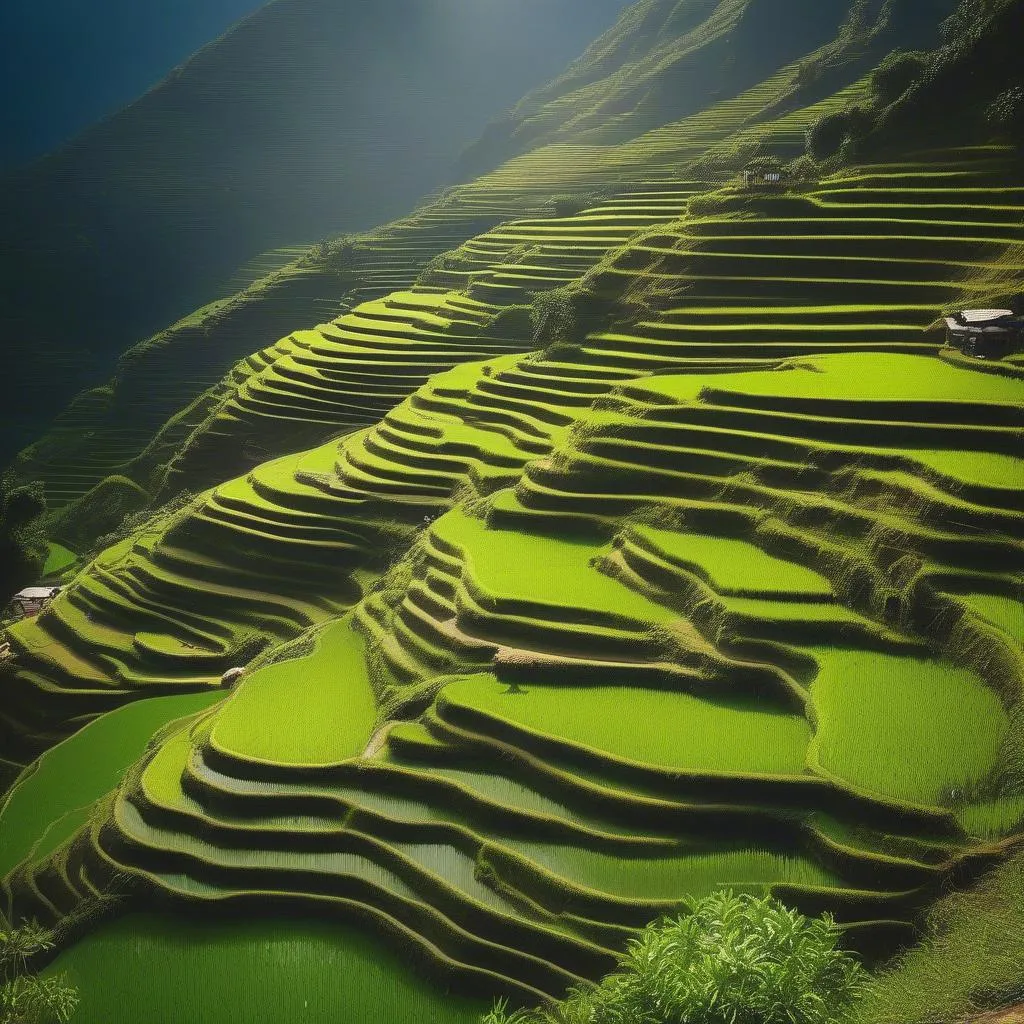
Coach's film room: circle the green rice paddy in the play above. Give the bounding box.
[511,844,840,901]
[42,542,78,578]
[210,619,377,766]
[808,648,1008,806]
[1,39,1023,1019]
[47,913,485,1024]
[440,674,811,777]
[0,691,222,879]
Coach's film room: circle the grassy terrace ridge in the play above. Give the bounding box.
[1,108,1024,1023]
[7,0,949,551]
[4,167,1024,997]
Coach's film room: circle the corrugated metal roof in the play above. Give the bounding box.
[12,587,61,600]
[960,309,1013,323]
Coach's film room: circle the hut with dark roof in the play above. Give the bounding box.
[944,309,1024,359]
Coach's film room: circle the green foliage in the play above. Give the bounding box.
[0,923,78,1024]
[986,85,1024,133]
[805,106,871,162]
[46,475,148,556]
[304,235,358,275]
[530,287,581,348]
[92,489,195,557]
[485,892,866,1024]
[0,478,48,603]
[870,52,928,106]
[940,0,1010,45]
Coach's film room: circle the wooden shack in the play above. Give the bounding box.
[8,586,62,618]
[742,164,787,189]
[944,309,1024,359]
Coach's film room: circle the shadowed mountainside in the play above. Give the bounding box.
[1,2,1023,1022]
[5,0,966,552]
[0,0,629,465]
[456,0,956,177]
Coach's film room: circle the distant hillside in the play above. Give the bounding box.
[5,0,975,555]
[0,0,629,464]
[457,0,956,177]
[2,2,1024,1022]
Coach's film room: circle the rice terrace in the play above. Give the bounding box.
[1,1,1023,1022]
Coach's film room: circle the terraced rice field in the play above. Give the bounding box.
[4,147,1024,1006]
[12,9,911,519]
[48,913,487,1024]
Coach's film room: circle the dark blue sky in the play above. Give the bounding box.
[0,0,265,171]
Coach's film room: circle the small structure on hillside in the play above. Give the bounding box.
[944,308,1024,359]
[742,162,788,189]
[8,586,62,619]
[221,666,246,689]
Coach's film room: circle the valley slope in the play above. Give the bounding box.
[1,2,1023,1023]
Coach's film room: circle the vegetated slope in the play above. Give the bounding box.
[11,145,1024,763]
[5,0,960,549]
[3,144,1024,1007]
[3,0,1024,1017]
[0,0,630,465]
[457,0,956,176]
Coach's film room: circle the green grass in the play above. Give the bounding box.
[808,648,1008,806]
[441,673,811,776]
[0,691,222,879]
[631,352,1024,406]
[42,542,78,577]
[957,593,1024,640]
[631,526,835,598]
[210,618,377,766]
[852,847,1024,1024]
[910,450,1024,489]
[955,796,1024,841]
[510,844,840,900]
[432,508,677,623]
[45,913,486,1024]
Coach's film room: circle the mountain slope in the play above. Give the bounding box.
[6,0,963,548]
[457,0,956,176]
[0,0,629,465]
[2,2,1023,1022]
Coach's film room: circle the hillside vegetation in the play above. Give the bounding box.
[1,1,1023,1023]
[0,0,628,466]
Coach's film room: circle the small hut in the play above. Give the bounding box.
[742,162,788,189]
[221,666,247,689]
[944,309,1024,359]
[8,586,62,619]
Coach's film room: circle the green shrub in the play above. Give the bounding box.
[986,85,1024,132]
[485,891,866,1024]
[0,478,47,603]
[531,288,580,348]
[1,922,78,1024]
[871,52,928,106]
[92,488,196,557]
[806,106,872,162]
[304,234,357,274]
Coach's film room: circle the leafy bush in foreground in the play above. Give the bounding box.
[1,922,78,1024]
[485,891,865,1024]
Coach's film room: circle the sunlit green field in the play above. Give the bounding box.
[47,914,486,1024]
[808,648,1008,806]
[0,691,222,879]
[440,673,811,776]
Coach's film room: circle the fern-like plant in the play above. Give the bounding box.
[483,891,866,1024]
[0,922,78,1024]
